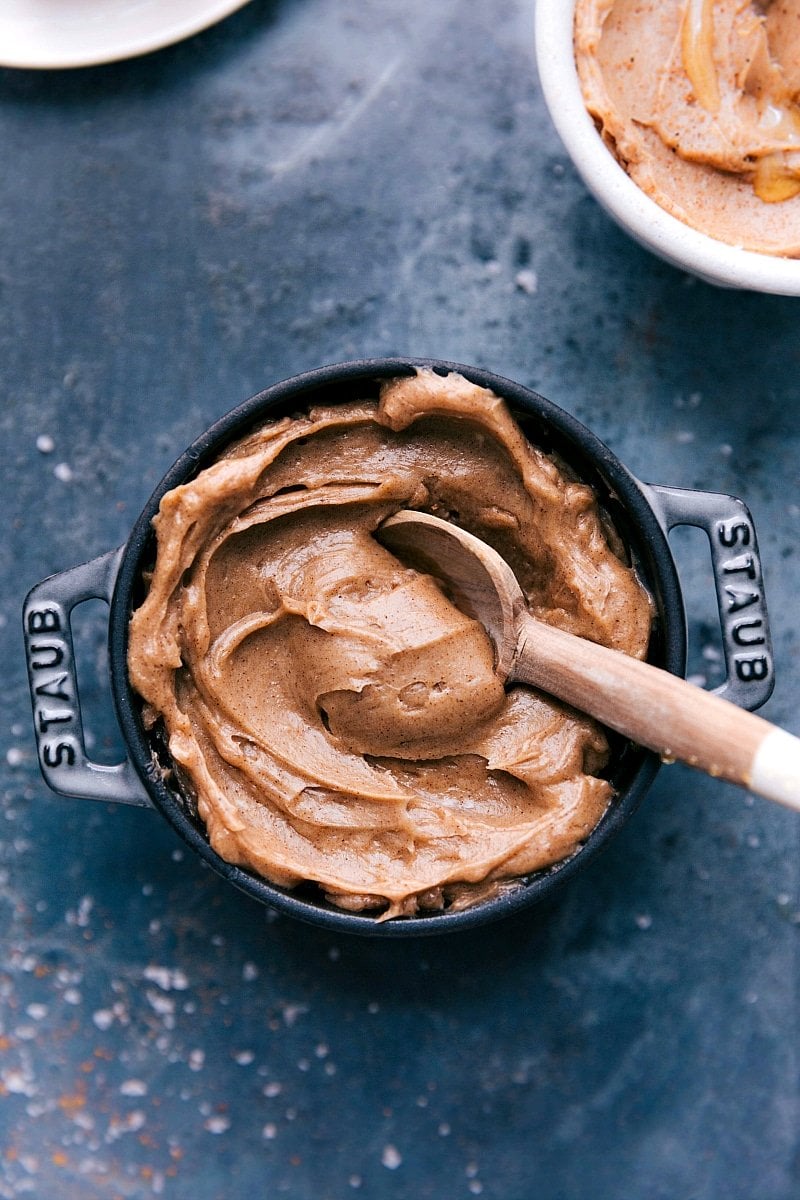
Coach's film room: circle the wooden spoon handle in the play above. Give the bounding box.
[514,614,800,811]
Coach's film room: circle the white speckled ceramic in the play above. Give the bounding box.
[535,0,800,296]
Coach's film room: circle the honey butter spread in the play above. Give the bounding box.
[128,371,652,918]
[575,0,800,256]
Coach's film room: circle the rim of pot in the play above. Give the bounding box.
[109,358,686,937]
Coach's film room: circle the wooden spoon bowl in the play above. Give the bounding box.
[379,510,800,811]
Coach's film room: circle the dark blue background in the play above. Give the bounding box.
[2,2,798,1196]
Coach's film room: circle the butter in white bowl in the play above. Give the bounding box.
[535,0,800,292]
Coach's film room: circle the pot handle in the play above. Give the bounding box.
[643,484,774,712]
[23,548,151,807]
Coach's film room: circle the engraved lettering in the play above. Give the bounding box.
[732,620,765,648]
[722,554,757,581]
[30,641,65,670]
[43,740,77,769]
[718,518,751,549]
[37,707,73,733]
[724,586,759,614]
[27,607,62,636]
[34,673,71,702]
[735,656,769,683]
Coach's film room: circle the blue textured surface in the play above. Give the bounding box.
[1,1,799,1197]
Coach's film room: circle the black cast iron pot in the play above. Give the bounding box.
[23,359,774,936]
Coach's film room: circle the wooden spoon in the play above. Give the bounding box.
[378,510,800,811]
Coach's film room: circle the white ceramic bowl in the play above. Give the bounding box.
[534,0,800,295]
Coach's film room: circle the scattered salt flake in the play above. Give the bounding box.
[746,834,760,848]
[146,990,175,1018]
[262,1123,277,1140]
[107,1110,146,1140]
[263,1082,282,1098]
[144,965,189,991]
[3,1068,35,1096]
[328,946,341,962]
[675,430,695,444]
[281,1002,309,1028]
[26,1004,48,1021]
[514,269,538,295]
[367,1002,380,1015]
[171,848,184,862]
[323,1062,337,1076]
[635,913,653,931]
[469,1182,484,1195]
[438,1123,451,1137]
[777,893,791,907]
[314,1043,329,1059]
[53,462,73,482]
[381,1145,402,1170]
[6,747,25,767]
[466,1163,480,1179]
[36,434,55,454]
[297,1058,310,1072]
[745,991,759,1004]
[188,1049,205,1072]
[234,1050,255,1066]
[788,504,800,518]
[719,443,733,458]
[63,989,82,1006]
[242,962,259,982]
[204,1115,231,1134]
[349,1176,362,1189]
[120,1080,148,1097]
[77,1156,107,1176]
[93,1009,114,1031]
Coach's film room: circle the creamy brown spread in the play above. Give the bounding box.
[575,0,800,256]
[128,371,652,918]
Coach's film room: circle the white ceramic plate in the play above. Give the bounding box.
[0,0,253,70]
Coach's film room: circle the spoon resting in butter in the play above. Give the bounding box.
[379,511,800,811]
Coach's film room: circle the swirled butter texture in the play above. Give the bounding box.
[575,0,800,256]
[128,372,652,918]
